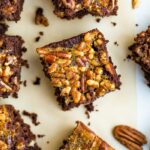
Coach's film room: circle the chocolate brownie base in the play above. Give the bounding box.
[0,35,25,98]
[37,29,121,110]
[0,105,39,149]
[0,0,24,21]
[59,121,114,150]
[52,0,118,19]
[129,26,150,86]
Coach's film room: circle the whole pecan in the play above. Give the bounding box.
[113,125,147,150]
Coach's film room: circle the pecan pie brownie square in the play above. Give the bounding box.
[129,26,150,87]
[52,0,118,19]
[0,0,24,21]
[0,105,38,149]
[59,121,115,150]
[37,29,121,110]
[0,35,25,98]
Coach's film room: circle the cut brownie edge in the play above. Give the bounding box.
[37,29,121,110]
[59,121,115,150]
[52,0,118,19]
[0,34,25,98]
[129,26,150,87]
[0,104,40,149]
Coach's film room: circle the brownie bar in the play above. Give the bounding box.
[0,35,25,98]
[37,29,121,110]
[129,26,150,86]
[59,121,114,150]
[52,0,118,19]
[0,105,39,149]
[0,0,24,21]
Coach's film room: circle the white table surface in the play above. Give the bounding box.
[136,0,150,149]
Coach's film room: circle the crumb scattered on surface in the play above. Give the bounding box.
[114,41,119,46]
[23,80,27,87]
[12,92,18,98]
[111,22,117,26]
[88,122,91,126]
[33,77,41,85]
[47,141,50,144]
[85,110,90,119]
[35,36,40,42]
[22,110,40,126]
[135,24,139,27]
[95,109,99,112]
[39,31,44,36]
[127,55,132,60]
[22,47,27,53]
[96,18,101,23]
[21,59,29,68]
[35,7,49,27]
[37,134,45,138]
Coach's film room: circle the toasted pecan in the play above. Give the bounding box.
[113,125,147,150]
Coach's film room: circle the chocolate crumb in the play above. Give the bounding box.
[111,22,117,26]
[22,110,40,126]
[39,31,44,36]
[88,122,91,126]
[96,18,101,23]
[95,109,99,112]
[47,141,50,144]
[35,36,40,42]
[22,47,27,53]
[37,134,45,138]
[127,55,132,60]
[85,103,94,112]
[21,59,29,68]
[85,110,90,119]
[135,24,139,27]
[35,7,49,27]
[12,92,18,98]
[114,41,119,46]
[33,77,41,85]
[23,80,27,87]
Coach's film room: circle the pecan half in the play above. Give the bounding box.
[113,125,147,150]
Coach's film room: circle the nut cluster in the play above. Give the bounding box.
[37,30,118,105]
[0,40,20,94]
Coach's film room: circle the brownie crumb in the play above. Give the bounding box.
[127,55,132,60]
[33,77,41,85]
[35,7,49,27]
[47,141,50,144]
[21,59,29,68]
[23,80,27,87]
[88,122,91,126]
[96,18,101,23]
[37,134,45,138]
[0,23,8,34]
[22,110,40,126]
[22,47,27,53]
[114,41,119,46]
[85,110,90,119]
[35,36,40,42]
[85,103,94,112]
[111,22,117,26]
[39,31,44,36]
[12,92,18,98]
[95,109,99,112]
[135,24,139,27]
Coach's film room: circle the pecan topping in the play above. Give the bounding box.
[37,29,121,110]
[113,125,147,150]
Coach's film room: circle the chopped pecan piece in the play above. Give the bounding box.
[113,125,147,150]
[59,121,114,150]
[37,29,121,110]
